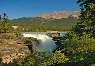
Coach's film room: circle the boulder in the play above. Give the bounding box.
[31,37,39,46]
[23,37,39,52]
[46,32,60,37]
[46,32,63,46]
[23,37,39,45]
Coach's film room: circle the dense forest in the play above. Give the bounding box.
[43,17,78,27]
[1,0,95,66]
[8,17,78,27]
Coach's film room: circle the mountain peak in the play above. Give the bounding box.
[35,10,80,19]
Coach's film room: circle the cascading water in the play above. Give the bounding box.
[30,39,36,47]
[22,32,57,51]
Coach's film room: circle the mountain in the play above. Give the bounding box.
[8,10,80,27]
[35,10,80,19]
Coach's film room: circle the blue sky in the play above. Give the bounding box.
[0,0,80,20]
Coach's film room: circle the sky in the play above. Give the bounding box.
[0,0,80,20]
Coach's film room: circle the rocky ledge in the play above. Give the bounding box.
[46,32,60,37]
[46,32,63,46]
[0,33,39,63]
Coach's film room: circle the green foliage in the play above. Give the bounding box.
[64,51,95,66]
[13,50,69,66]
[54,32,95,66]
[63,33,95,54]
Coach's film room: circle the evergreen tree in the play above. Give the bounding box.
[0,13,9,33]
[72,0,95,37]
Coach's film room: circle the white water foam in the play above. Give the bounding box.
[22,32,57,51]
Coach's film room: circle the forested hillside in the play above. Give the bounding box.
[43,17,78,27]
[8,17,78,27]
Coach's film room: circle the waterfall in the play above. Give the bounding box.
[22,32,57,51]
[30,39,36,47]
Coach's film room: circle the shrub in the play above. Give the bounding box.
[14,50,69,66]
[63,33,95,54]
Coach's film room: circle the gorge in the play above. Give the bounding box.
[22,32,66,51]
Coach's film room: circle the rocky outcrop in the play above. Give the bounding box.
[46,32,62,46]
[0,41,28,63]
[23,37,39,46]
[0,33,39,63]
[46,32,60,37]
[35,10,80,19]
[23,37,39,52]
[0,36,39,46]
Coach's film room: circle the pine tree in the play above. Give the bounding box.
[0,13,9,33]
[72,0,95,37]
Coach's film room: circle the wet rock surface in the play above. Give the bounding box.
[46,32,63,46]
[46,32,60,37]
[24,37,39,46]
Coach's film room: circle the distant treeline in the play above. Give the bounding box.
[0,23,70,33]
